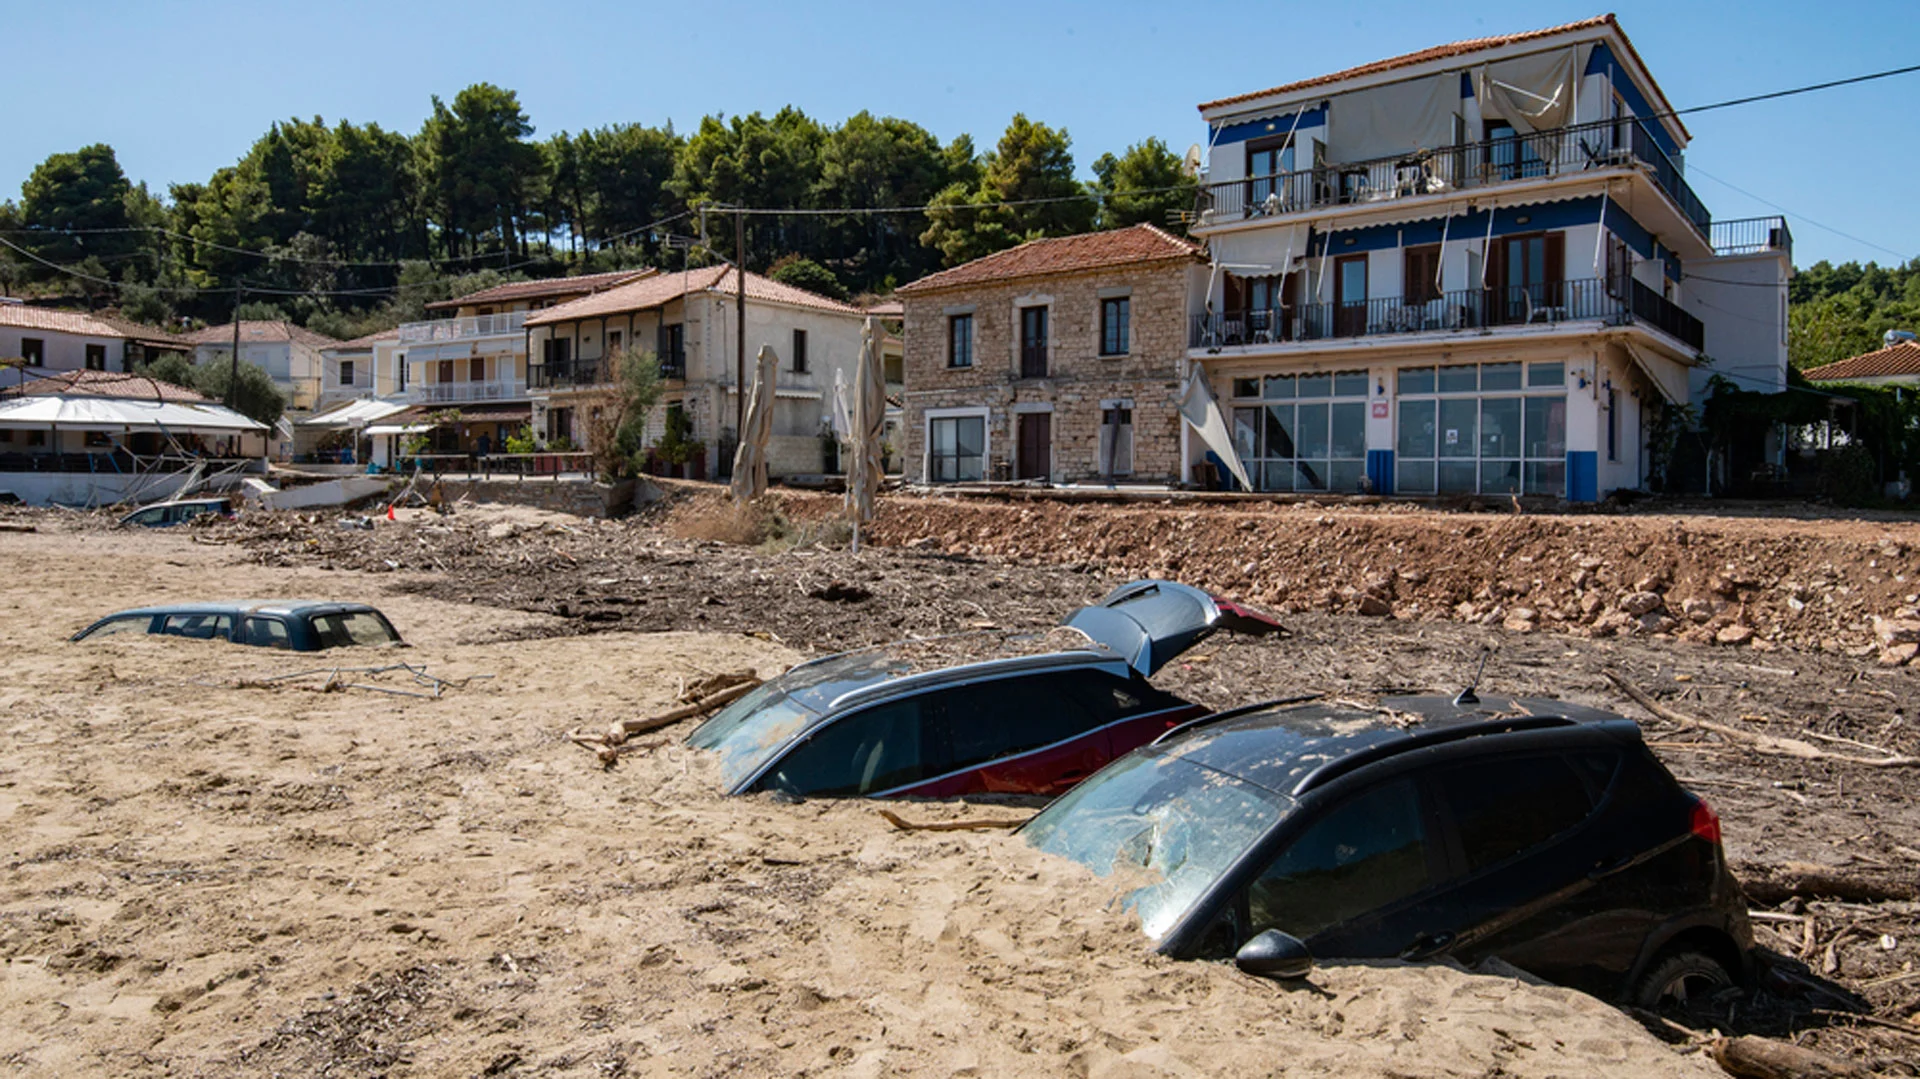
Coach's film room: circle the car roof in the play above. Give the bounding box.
[95,600,382,619]
[774,627,1127,719]
[1153,694,1636,798]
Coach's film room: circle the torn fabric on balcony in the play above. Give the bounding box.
[1477,45,1589,134]
[1325,74,1458,163]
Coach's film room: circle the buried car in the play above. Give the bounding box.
[1021,693,1754,1009]
[72,601,404,651]
[686,581,1281,800]
[117,497,235,528]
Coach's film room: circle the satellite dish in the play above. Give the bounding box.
[1182,144,1204,178]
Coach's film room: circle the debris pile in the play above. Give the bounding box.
[869,499,1920,666]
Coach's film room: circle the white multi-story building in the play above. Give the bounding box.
[1186,15,1791,500]
[184,320,340,414]
[524,266,869,478]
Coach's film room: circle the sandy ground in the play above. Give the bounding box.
[0,521,1724,1077]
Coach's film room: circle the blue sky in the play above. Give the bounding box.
[6,0,1916,269]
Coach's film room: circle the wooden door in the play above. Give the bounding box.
[1016,413,1051,481]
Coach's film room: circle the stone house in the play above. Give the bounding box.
[895,224,1203,485]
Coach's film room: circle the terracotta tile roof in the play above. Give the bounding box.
[181,320,342,350]
[1802,342,1920,382]
[0,302,185,343]
[90,314,194,349]
[524,265,864,327]
[424,269,655,312]
[6,368,211,403]
[863,299,904,318]
[895,225,1200,296]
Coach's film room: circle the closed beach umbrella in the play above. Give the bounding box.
[730,344,778,502]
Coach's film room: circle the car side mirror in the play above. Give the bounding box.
[1235,929,1314,979]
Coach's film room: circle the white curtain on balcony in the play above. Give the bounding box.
[1325,74,1458,162]
[1208,224,1308,278]
[1477,46,1589,134]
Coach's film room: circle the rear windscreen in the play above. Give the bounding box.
[310,611,399,648]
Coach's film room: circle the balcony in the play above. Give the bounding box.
[412,379,528,404]
[1196,117,1709,238]
[1710,216,1792,259]
[397,310,528,344]
[1190,277,1703,353]
[530,353,686,390]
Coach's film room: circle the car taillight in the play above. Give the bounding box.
[1688,796,1722,844]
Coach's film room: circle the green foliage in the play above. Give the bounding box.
[768,255,847,300]
[921,114,1095,267]
[137,353,285,429]
[1787,258,1920,370]
[583,346,664,480]
[653,405,697,465]
[1703,372,1920,505]
[503,424,538,455]
[1091,138,1194,231]
[18,144,139,277]
[418,84,543,258]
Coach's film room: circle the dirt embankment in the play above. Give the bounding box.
[868,497,1920,666]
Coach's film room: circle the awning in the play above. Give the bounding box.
[366,423,433,437]
[1208,223,1309,276]
[1621,339,1692,405]
[297,398,410,429]
[1326,73,1458,162]
[0,394,266,433]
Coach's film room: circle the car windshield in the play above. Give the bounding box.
[1024,751,1289,940]
[686,682,819,790]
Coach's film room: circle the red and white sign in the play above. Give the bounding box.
[1371,401,1390,419]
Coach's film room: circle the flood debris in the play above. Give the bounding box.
[570,668,765,767]
[215,662,491,699]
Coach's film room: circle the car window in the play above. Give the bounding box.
[160,613,233,641]
[76,613,156,639]
[1063,669,1185,722]
[1431,755,1597,874]
[126,508,166,526]
[1246,778,1431,941]
[941,672,1108,771]
[238,616,292,650]
[761,699,930,797]
[309,611,399,648]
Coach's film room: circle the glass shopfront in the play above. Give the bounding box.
[1395,361,1566,495]
[1229,371,1370,493]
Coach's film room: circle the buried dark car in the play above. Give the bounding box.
[72,601,404,652]
[686,581,1281,800]
[1021,694,1755,1009]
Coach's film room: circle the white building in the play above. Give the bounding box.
[524,265,869,478]
[0,301,191,375]
[184,321,341,414]
[1186,14,1791,501]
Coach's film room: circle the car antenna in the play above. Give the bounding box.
[1454,647,1492,706]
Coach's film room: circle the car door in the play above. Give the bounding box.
[899,669,1160,798]
[752,698,939,798]
[1235,776,1454,960]
[1417,748,1647,994]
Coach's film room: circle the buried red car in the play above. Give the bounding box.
[686,581,1282,800]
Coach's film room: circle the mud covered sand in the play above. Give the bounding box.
[0,524,1719,1076]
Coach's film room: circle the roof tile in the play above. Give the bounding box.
[181,320,342,350]
[1802,342,1920,382]
[0,303,186,345]
[424,269,655,311]
[5,368,211,402]
[524,266,864,327]
[895,224,1200,295]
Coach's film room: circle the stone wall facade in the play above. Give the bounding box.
[901,258,1196,485]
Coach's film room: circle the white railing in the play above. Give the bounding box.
[412,379,528,404]
[397,310,529,343]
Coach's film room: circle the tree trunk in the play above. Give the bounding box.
[1709,1036,1871,1079]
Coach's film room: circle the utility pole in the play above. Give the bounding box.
[227,280,243,409]
[734,208,746,438]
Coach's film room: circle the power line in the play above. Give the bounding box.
[1687,166,1918,265]
[1668,62,1920,119]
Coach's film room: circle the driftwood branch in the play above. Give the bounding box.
[1708,1035,1872,1079]
[877,809,1026,833]
[1605,671,1918,768]
[602,676,760,746]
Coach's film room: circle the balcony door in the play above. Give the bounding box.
[1334,255,1368,337]
[1019,306,1048,378]
[1491,232,1564,324]
[1246,136,1295,213]
[1016,412,1051,480]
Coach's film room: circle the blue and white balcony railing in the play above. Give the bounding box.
[1709,216,1792,259]
[1190,277,1703,352]
[1196,117,1710,237]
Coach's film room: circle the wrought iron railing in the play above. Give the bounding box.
[529,361,608,390]
[1189,276,1703,351]
[1709,216,1792,258]
[1196,117,1710,237]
